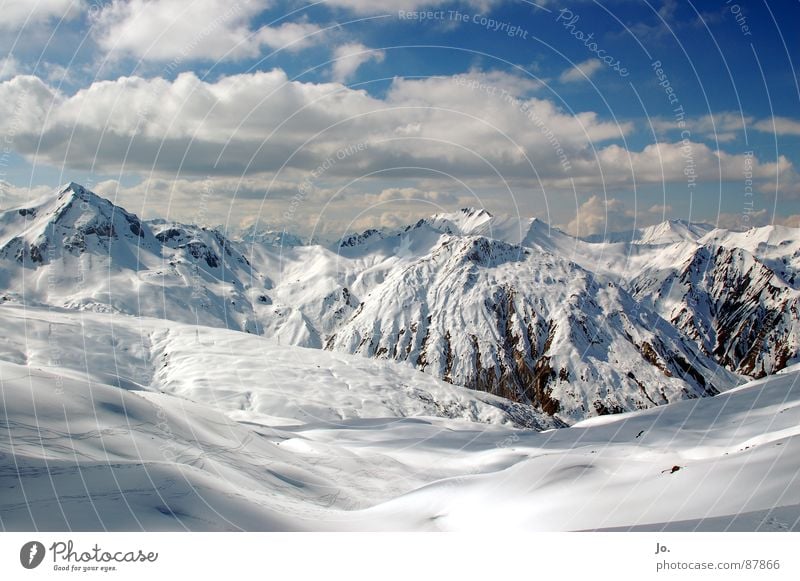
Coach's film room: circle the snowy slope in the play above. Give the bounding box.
[1,305,798,531]
[356,366,800,532]
[0,305,550,429]
[635,219,715,245]
[0,184,359,344]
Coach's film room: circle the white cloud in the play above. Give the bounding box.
[376,187,455,203]
[650,112,753,141]
[331,43,385,83]
[0,75,59,130]
[0,56,21,80]
[0,69,794,214]
[647,203,672,215]
[713,209,769,231]
[0,180,55,209]
[650,112,800,141]
[255,21,323,51]
[753,116,800,136]
[780,214,800,228]
[709,209,800,231]
[553,141,789,193]
[0,69,622,179]
[86,176,440,237]
[0,0,82,30]
[91,0,323,62]
[324,0,497,14]
[559,59,602,83]
[88,176,277,225]
[757,164,800,199]
[563,196,681,237]
[563,192,800,239]
[563,195,633,237]
[347,208,426,231]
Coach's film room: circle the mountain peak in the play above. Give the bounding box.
[459,207,493,219]
[0,182,158,266]
[60,181,86,193]
[57,181,108,206]
[424,206,495,237]
[636,219,714,245]
[60,181,90,197]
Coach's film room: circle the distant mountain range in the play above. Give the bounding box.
[2,182,799,425]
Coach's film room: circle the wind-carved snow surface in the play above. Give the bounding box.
[1,185,799,530]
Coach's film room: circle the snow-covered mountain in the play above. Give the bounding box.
[0,181,160,266]
[630,244,800,378]
[326,233,735,422]
[700,224,800,288]
[2,183,798,425]
[0,183,257,330]
[2,183,800,532]
[237,222,307,248]
[509,216,800,382]
[582,219,715,245]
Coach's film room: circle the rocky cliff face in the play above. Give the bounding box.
[632,244,800,378]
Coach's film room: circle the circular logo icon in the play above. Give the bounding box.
[20,541,46,569]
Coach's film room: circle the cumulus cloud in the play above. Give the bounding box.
[91,0,322,62]
[331,43,385,83]
[563,196,633,238]
[780,214,800,228]
[325,0,497,14]
[84,176,449,238]
[256,21,323,51]
[347,209,427,232]
[647,203,672,215]
[559,59,602,83]
[757,164,800,199]
[89,176,275,225]
[555,141,789,193]
[713,209,769,231]
[0,69,628,180]
[563,196,683,238]
[0,0,82,30]
[709,209,800,231]
[0,68,795,216]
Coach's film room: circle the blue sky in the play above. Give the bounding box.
[1,0,799,237]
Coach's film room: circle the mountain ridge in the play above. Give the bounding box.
[2,183,798,424]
